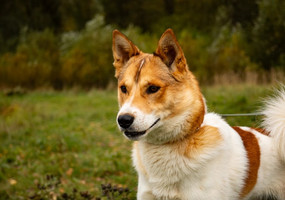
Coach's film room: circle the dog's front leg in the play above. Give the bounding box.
[137,174,156,200]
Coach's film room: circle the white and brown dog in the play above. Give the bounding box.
[112,29,285,200]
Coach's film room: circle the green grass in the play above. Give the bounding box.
[0,85,277,199]
[202,84,274,127]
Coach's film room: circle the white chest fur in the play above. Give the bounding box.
[133,141,230,199]
[132,114,249,200]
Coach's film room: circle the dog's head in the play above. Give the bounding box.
[112,29,205,144]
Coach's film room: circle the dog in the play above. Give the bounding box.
[112,29,285,200]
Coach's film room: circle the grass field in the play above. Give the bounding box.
[0,85,278,199]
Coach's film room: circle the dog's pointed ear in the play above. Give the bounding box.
[112,30,140,78]
[155,29,187,75]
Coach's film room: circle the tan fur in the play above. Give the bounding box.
[184,125,223,158]
[164,125,223,159]
[233,126,261,198]
[113,30,205,142]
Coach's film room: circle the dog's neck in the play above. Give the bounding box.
[142,108,205,145]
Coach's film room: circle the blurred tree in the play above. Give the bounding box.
[26,0,61,31]
[0,0,26,53]
[0,29,60,88]
[0,0,99,53]
[216,0,259,30]
[101,0,223,32]
[0,0,284,89]
[0,0,62,53]
[174,0,222,31]
[250,0,285,70]
[59,0,100,31]
[164,0,175,15]
[100,0,165,32]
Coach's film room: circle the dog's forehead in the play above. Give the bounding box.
[118,54,146,82]
[119,54,171,85]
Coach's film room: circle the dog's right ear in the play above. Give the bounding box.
[112,30,140,78]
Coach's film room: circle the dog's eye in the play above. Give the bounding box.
[146,85,160,94]
[120,85,127,94]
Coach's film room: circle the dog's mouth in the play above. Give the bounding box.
[124,118,160,140]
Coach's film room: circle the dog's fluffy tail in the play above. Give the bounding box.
[262,87,285,162]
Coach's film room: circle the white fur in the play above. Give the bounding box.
[133,113,248,200]
[239,127,285,199]
[117,101,158,139]
[113,29,285,199]
[118,86,285,199]
[262,88,285,163]
[117,90,193,144]
[144,109,192,144]
[131,106,285,199]
[118,100,192,144]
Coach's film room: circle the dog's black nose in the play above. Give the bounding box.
[117,114,134,129]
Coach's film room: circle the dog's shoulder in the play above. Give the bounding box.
[182,124,223,159]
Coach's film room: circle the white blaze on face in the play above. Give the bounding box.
[117,95,158,133]
[117,58,158,133]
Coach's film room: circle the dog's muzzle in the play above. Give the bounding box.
[117,114,160,140]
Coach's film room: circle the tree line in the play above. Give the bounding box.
[0,0,284,89]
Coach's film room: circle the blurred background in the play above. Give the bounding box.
[0,0,284,90]
[0,1,284,199]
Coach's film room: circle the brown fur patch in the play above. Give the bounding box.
[232,126,261,198]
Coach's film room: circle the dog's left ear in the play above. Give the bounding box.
[155,29,188,76]
[112,30,140,78]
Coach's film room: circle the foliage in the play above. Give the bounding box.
[0,0,100,53]
[215,0,259,30]
[0,16,115,89]
[0,0,284,89]
[61,16,115,89]
[178,29,210,81]
[101,0,224,33]
[0,29,60,89]
[250,0,285,70]
[0,16,162,89]
[205,26,258,84]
